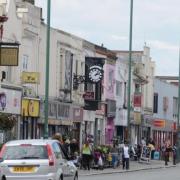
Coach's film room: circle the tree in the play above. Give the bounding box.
[0,113,16,131]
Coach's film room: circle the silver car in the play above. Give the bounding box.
[0,139,78,180]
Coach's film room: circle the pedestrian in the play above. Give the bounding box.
[122,141,130,170]
[52,132,63,144]
[164,139,171,166]
[70,139,79,156]
[141,137,146,147]
[63,139,71,156]
[81,141,92,170]
[172,143,177,165]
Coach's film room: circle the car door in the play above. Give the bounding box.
[52,142,68,180]
[57,143,75,180]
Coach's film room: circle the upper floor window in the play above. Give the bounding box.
[173,97,178,118]
[153,93,158,113]
[22,55,29,70]
[116,81,122,96]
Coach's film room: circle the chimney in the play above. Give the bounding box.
[23,0,34,5]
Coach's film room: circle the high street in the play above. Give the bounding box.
[79,165,180,180]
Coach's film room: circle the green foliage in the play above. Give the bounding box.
[0,114,16,131]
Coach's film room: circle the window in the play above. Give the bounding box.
[52,142,62,159]
[153,93,158,113]
[1,145,48,160]
[116,81,122,96]
[173,97,178,118]
[22,55,28,70]
[48,103,57,118]
[135,83,141,93]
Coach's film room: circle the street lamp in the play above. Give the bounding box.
[127,0,133,143]
[44,0,51,139]
[177,47,180,161]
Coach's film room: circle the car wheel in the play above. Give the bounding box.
[74,174,78,180]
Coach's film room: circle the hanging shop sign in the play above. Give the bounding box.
[21,72,40,84]
[83,91,95,100]
[0,42,19,66]
[21,98,40,117]
[133,93,142,112]
[134,112,141,125]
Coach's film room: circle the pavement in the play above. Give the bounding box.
[79,160,177,176]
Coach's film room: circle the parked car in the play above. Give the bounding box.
[0,139,78,180]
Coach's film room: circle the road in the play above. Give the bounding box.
[79,166,180,180]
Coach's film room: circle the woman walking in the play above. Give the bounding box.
[81,141,92,170]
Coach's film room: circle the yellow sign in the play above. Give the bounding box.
[0,47,18,66]
[21,72,40,84]
[21,99,40,117]
[134,112,141,125]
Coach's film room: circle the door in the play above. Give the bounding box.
[52,142,68,180]
[58,143,75,180]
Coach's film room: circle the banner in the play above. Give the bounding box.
[21,99,40,117]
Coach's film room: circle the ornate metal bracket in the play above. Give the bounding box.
[73,74,86,90]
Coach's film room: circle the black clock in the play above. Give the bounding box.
[88,65,103,83]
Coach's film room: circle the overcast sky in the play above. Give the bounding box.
[35,0,180,76]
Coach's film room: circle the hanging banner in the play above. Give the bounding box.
[134,112,141,125]
[21,99,40,117]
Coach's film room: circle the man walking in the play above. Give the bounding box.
[122,141,130,170]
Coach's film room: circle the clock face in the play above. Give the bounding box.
[88,65,103,83]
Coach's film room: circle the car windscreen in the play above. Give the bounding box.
[2,145,48,160]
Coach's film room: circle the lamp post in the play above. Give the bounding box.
[127,0,133,143]
[177,47,180,161]
[44,0,51,139]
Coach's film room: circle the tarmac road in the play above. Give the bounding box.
[79,166,180,180]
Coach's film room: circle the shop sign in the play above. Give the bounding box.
[134,93,142,107]
[134,112,141,125]
[21,72,40,84]
[0,47,19,66]
[153,119,165,128]
[21,99,40,117]
[0,88,21,114]
[83,91,94,100]
[73,108,83,122]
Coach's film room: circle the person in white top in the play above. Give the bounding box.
[122,142,130,170]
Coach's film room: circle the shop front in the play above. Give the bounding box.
[21,98,40,139]
[105,100,116,145]
[115,108,128,143]
[38,101,73,139]
[71,106,83,147]
[83,110,95,145]
[0,85,22,141]
[150,119,177,149]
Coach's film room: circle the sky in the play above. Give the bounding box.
[35,0,180,76]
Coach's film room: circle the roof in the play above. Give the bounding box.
[5,139,58,146]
